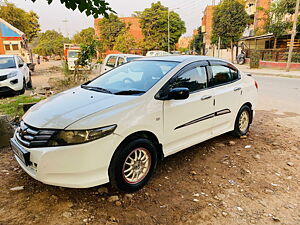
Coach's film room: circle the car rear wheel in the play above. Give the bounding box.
[109,138,157,192]
[233,105,251,137]
[26,74,32,89]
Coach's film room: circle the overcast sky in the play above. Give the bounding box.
[10,0,220,38]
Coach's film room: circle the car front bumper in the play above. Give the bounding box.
[11,133,123,188]
[0,75,23,92]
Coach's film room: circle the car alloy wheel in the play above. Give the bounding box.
[122,147,151,184]
[239,111,249,133]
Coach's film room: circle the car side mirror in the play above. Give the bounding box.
[168,88,189,100]
[18,63,24,68]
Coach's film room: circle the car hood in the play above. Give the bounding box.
[23,87,137,129]
[0,68,17,76]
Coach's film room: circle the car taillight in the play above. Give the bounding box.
[254,81,258,90]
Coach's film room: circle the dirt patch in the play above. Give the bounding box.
[0,111,299,225]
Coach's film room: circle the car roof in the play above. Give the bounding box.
[136,55,229,63]
[107,54,143,57]
[0,55,17,58]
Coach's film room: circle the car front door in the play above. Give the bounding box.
[17,57,29,82]
[162,61,215,156]
[208,61,242,136]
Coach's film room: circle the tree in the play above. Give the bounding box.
[73,27,95,45]
[0,3,40,41]
[33,30,70,56]
[212,0,248,62]
[96,14,126,50]
[114,32,137,53]
[29,0,114,18]
[264,0,299,48]
[136,1,186,51]
[190,26,204,54]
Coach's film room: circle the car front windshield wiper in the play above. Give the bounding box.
[81,85,112,94]
[114,90,146,95]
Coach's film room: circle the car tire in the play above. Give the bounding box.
[233,105,251,137]
[26,75,33,89]
[109,138,158,192]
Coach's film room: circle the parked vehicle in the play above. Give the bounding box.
[0,55,32,95]
[64,44,90,71]
[146,50,172,57]
[237,50,246,65]
[11,56,258,192]
[100,54,143,74]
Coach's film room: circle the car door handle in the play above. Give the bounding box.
[201,95,212,101]
[234,87,242,91]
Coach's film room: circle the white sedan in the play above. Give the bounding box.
[11,56,258,192]
[0,55,32,95]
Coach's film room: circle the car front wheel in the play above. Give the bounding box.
[109,138,158,192]
[233,105,251,137]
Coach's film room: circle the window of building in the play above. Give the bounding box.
[12,44,19,51]
[4,45,11,51]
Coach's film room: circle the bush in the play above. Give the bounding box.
[250,50,260,68]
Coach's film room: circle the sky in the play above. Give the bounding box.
[10,0,220,38]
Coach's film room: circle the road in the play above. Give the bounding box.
[253,75,300,134]
[254,75,300,113]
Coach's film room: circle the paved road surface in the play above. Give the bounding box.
[252,75,300,134]
[254,75,300,113]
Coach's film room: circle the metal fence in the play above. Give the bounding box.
[246,49,300,63]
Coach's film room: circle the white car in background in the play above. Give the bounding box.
[0,55,32,95]
[100,54,143,74]
[11,56,258,192]
[146,50,172,57]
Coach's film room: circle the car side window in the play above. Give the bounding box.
[106,56,117,67]
[117,57,124,66]
[170,66,207,93]
[211,65,239,86]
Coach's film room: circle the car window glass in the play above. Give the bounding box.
[170,66,207,92]
[211,65,238,85]
[117,57,124,66]
[106,56,117,67]
[0,57,16,69]
[89,61,178,93]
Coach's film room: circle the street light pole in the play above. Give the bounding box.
[286,0,300,72]
[168,8,170,53]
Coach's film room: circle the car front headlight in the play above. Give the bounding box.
[48,124,117,146]
[7,71,18,79]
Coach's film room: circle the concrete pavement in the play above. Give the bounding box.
[237,64,300,78]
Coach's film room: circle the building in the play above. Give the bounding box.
[201,5,215,50]
[94,17,143,43]
[178,36,192,50]
[0,18,32,62]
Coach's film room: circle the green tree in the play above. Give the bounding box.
[0,3,40,41]
[33,30,70,56]
[190,26,204,54]
[136,1,186,51]
[73,27,95,45]
[96,14,126,50]
[264,0,299,48]
[212,0,248,62]
[114,31,137,53]
[30,0,114,18]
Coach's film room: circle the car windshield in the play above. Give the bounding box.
[84,60,179,95]
[68,51,79,58]
[0,57,16,69]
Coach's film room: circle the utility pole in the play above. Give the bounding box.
[286,0,300,72]
[62,19,69,38]
[168,8,170,53]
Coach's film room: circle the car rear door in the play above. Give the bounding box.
[17,57,29,82]
[207,60,242,136]
[162,61,215,156]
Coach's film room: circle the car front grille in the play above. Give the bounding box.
[0,75,7,81]
[16,121,56,148]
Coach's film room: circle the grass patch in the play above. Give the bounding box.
[0,95,44,118]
